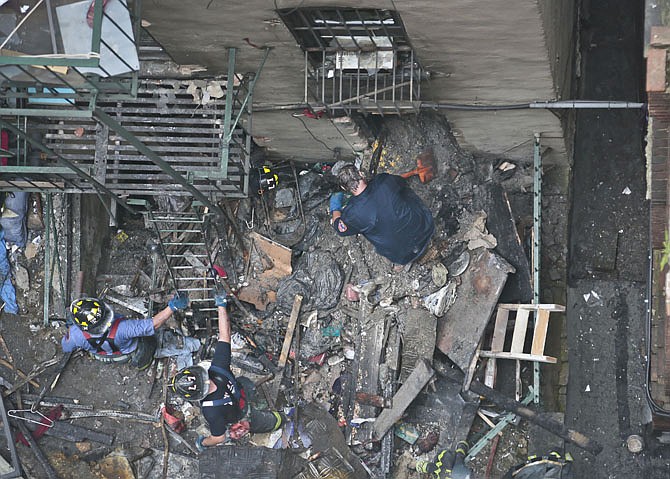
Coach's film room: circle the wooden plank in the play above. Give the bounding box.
[372,359,435,440]
[490,309,509,352]
[351,309,388,444]
[531,309,551,355]
[278,295,302,368]
[484,357,497,388]
[478,351,557,363]
[510,309,529,353]
[498,303,565,312]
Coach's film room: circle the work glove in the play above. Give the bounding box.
[168,291,189,312]
[228,420,250,440]
[195,434,207,453]
[329,192,344,214]
[213,285,228,308]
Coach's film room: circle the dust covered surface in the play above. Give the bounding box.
[0,111,548,478]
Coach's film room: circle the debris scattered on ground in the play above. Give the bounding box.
[0,112,577,477]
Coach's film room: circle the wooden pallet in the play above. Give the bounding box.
[479,303,565,391]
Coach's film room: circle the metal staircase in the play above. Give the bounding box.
[147,208,220,333]
[0,0,268,217]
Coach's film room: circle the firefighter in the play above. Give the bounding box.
[415,440,473,479]
[171,286,284,451]
[503,450,573,479]
[330,164,434,272]
[61,292,189,370]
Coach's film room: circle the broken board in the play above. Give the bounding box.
[351,308,388,445]
[372,359,435,440]
[473,182,533,303]
[238,232,292,310]
[400,307,437,382]
[436,248,514,375]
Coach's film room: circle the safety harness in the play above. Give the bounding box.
[82,318,123,355]
[201,365,246,410]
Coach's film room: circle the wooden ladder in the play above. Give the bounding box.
[479,303,565,394]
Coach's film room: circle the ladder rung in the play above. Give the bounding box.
[176,287,216,292]
[150,216,205,222]
[163,242,206,246]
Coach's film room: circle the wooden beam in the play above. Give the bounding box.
[372,359,435,440]
[278,295,302,368]
[478,351,557,364]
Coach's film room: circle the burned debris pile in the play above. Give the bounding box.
[0,113,586,478]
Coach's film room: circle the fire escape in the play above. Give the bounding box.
[0,0,268,216]
[0,0,269,327]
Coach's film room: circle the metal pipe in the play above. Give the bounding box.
[250,99,645,112]
[43,194,52,327]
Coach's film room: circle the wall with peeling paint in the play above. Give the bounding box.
[142,0,574,164]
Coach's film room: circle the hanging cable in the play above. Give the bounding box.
[291,113,336,152]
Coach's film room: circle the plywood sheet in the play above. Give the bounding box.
[436,248,514,374]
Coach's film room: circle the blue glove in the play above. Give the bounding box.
[168,292,189,311]
[213,286,228,307]
[329,192,344,214]
[195,435,207,452]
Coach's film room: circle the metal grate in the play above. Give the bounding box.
[278,7,423,115]
[0,78,249,199]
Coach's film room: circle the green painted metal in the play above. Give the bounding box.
[220,48,236,178]
[0,57,100,68]
[226,48,271,144]
[0,109,93,118]
[465,388,535,462]
[200,47,270,182]
[93,108,225,218]
[0,166,88,175]
[533,133,542,405]
[0,118,135,213]
[43,193,52,327]
[90,0,104,57]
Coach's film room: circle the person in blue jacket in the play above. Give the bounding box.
[330,164,434,270]
[61,292,189,370]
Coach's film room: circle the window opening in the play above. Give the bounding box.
[278,7,423,115]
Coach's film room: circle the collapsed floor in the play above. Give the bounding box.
[0,112,573,478]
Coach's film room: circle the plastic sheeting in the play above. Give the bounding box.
[276,250,343,313]
[0,230,18,314]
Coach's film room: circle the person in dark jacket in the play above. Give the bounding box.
[171,287,284,450]
[329,164,434,269]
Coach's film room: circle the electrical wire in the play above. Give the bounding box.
[324,114,359,156]
[291,113,336,152]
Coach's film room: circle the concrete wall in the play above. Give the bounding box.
[142,0,575,165]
